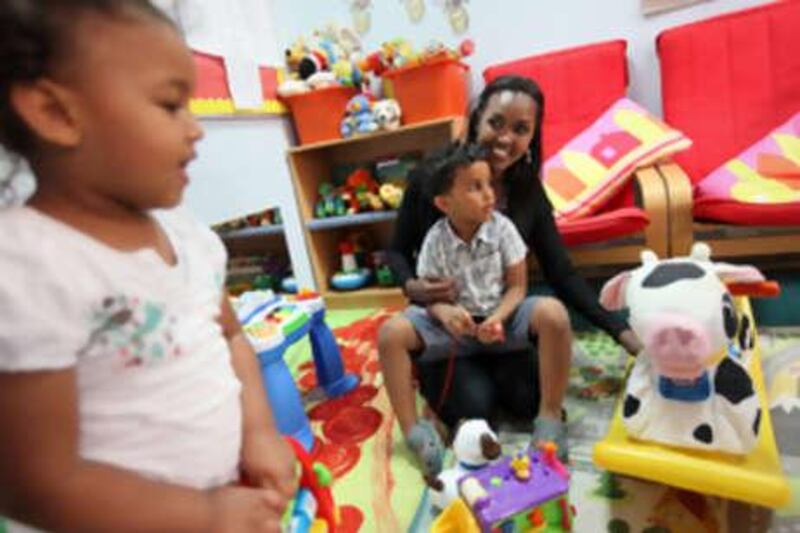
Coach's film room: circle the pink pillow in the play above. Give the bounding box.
[695,113,800,204]
[543,98,691,220]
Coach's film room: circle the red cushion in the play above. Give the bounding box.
[694,198,800,226]
[558,207,649,246]
[483,40,629,159]
[658,0,800,184]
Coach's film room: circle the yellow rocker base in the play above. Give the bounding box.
[593,297,791,509]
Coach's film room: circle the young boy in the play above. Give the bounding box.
[379,141,542,475]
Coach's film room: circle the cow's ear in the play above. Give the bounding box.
[690,242,712,262]
[713,262,765,284]
[600,271,631,310]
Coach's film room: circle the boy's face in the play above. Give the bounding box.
[62,12,203,210]
[435,161,495,227]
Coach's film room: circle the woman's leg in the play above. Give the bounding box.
[490,346,540,426]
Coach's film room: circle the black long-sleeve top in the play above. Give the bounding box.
[386,166,628,340]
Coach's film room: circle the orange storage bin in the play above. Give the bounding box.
[281,86,358,144]
[382,58,470,125]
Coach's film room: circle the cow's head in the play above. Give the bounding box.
[600,243,764,380]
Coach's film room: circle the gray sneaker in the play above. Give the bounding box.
[406,419,445,476]
[531,416,569,462]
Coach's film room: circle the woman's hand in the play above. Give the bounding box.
[429,303,476,339]
[618,329,644,356]
[404,277,457,305]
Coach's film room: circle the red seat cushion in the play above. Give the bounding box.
[658,0,800,225]
[484,40,649,244]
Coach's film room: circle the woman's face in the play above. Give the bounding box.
[475,91,537,177]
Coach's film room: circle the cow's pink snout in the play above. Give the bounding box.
[643,315,712,380]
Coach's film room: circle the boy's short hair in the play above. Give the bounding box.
[423,141,489,200]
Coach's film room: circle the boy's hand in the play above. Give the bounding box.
[210,485,286,533]
[241,431,298,502]
[476,317,505,344]
[429,303,476,338]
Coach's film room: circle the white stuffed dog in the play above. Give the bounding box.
[427,419,501,510]
[600,243,763,454]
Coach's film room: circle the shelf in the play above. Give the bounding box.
[288,116,463,154]
[322,286,406,310]
[307,211,397,231]
[218,224,284,239]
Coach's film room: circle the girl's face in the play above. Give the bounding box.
[475,91,537,178]
[58,13,203,210]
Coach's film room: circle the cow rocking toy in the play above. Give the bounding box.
[600,243,767,454]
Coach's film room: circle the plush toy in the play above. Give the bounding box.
[379,183,403,209]
[600,242,765,454]
[373,98,402,131]
[426,419,501,510]
[340,94,377,138]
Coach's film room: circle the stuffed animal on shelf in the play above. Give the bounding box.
[373,98,402,131]
[600,242,767,454]
[379,182,403,210]
[427,419,501,510]
[340,94,377,138]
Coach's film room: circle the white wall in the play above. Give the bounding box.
[185,116,314,288]
[272,0,771,115]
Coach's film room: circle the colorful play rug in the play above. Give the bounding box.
[284,310,800,533]
[1,313,796,533]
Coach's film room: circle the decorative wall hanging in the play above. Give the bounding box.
[350,0,373,35]
[439,0,469,35]
[402,0,426,23]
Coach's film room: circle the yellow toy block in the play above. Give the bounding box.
[594,297,791,508]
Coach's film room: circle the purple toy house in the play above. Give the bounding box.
[457,446,574,532]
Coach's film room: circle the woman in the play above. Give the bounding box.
[380,75,642,474]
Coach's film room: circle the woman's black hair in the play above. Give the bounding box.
[0,0,172,157]
[466,75,546,243]
[422,140,490,200]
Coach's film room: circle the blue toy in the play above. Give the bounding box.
[340,94,377,138]
[236,290,359,450]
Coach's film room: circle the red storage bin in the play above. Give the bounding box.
[383,58,469,125]
[281,86,358,144]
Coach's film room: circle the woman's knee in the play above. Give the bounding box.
[378,315,420,354]
[532,297,572,335]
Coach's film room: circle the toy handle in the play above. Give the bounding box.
[285,437,337,533]
[727,280,781,298]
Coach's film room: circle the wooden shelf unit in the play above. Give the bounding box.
[287,117,465,309]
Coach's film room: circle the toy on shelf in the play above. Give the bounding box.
[315,167,400,218]
[431,440,574,532]
[279,24,365,96]
[371,251,396,287]
[378,182,403,209]
[340,93,378,138]
[427,419,502,510]
[213,207,282,233]
[372,98,402,132]
[235,290,359,450]
[225,254,291,296]
[330,241,370,291]
[594,243,791,509]
[599,242,767,454]
[285,436,338,532]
